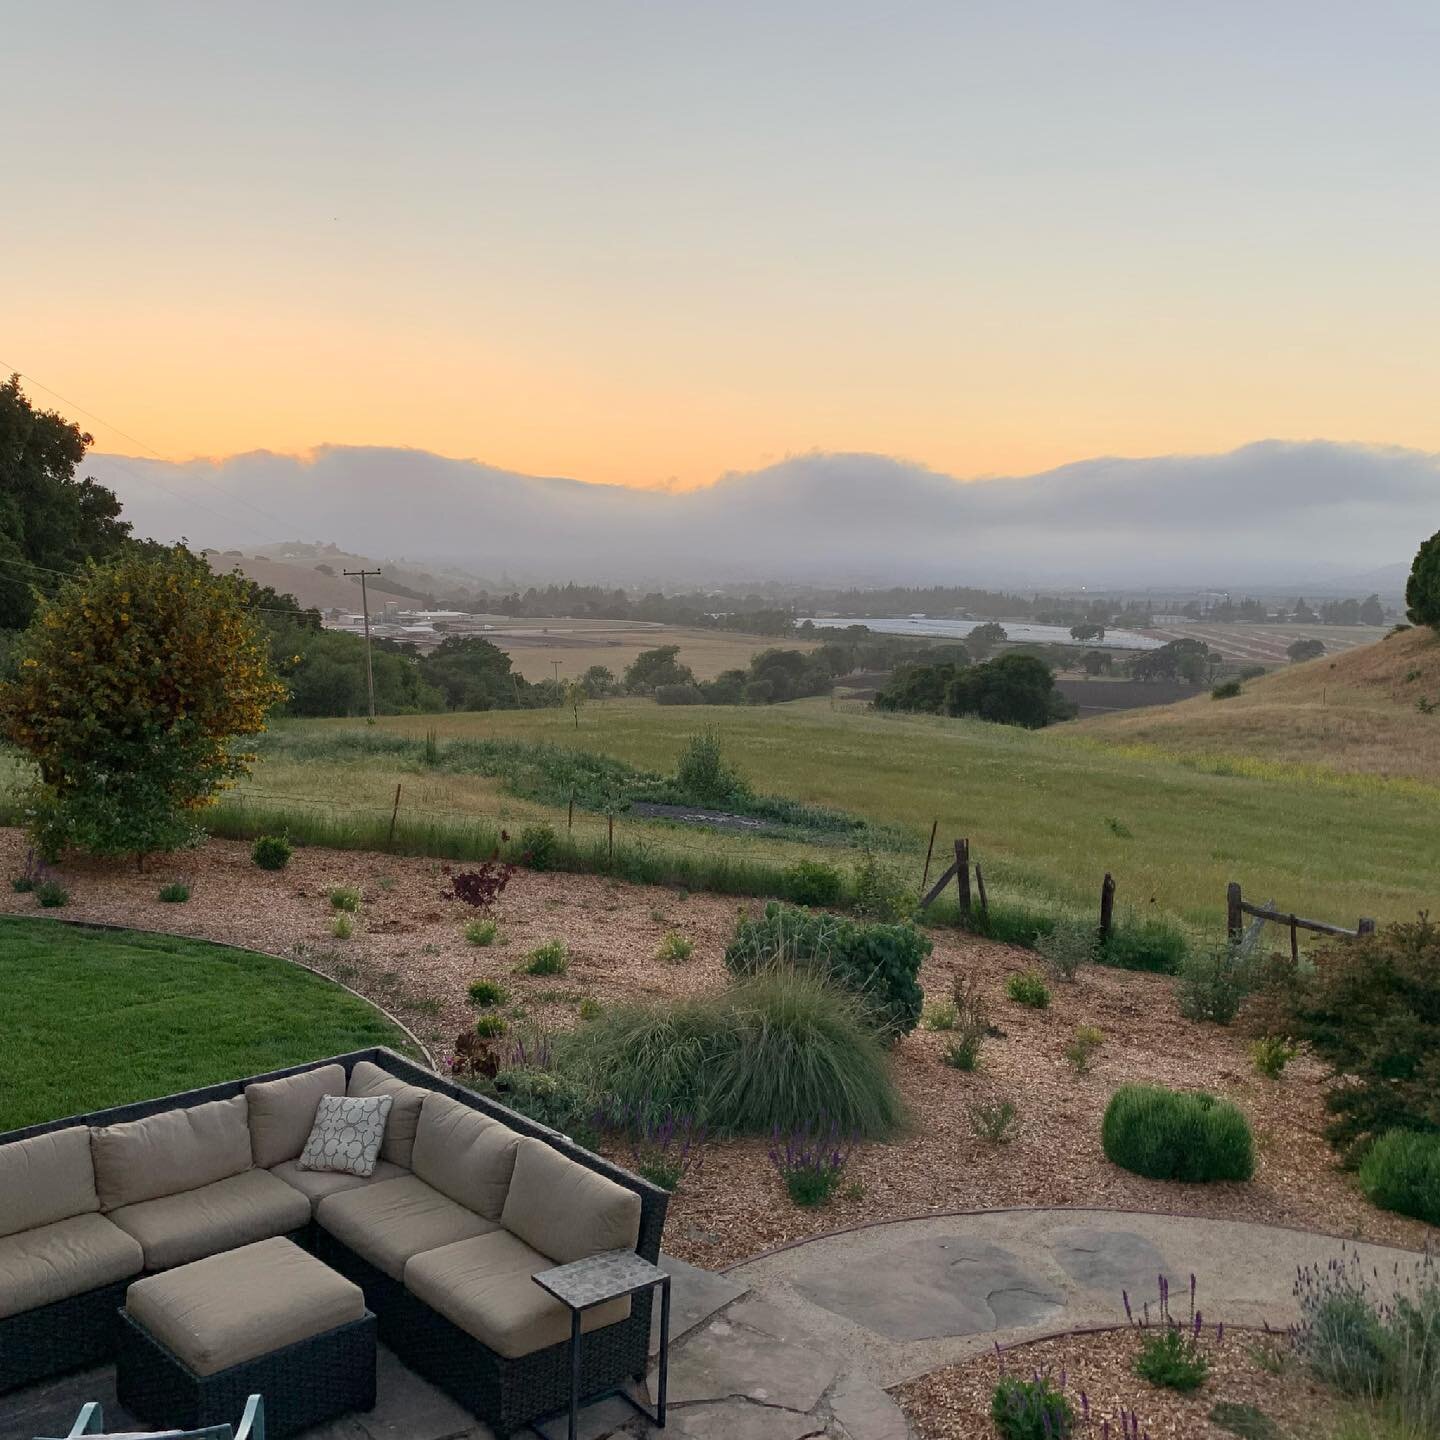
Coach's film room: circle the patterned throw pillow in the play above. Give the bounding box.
[297,1094,393,1177]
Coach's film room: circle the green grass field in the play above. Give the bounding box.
[0,917,414,1130]
[191,694,1440,939]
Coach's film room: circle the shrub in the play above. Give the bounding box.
[656,931,694,963]
[923,1001,957,1031]
[577,996,602,1021]
[725,902,929,1037]
[1211,680,1242,700]
[157,882,190,903]
[465,918,500,947]
[519,822,559,871]
[674,729,749,807]
[1006,970,1050,1009]
[943,976,990,1071]
[330,913,354,940]
[970,1098,1019,1144]
[449,857,518,912]
[1264,916,1440,1159]
[1065,1025,1104,1074]
[1136,1326,1210,1391]
[781,859,844,907]
[990,1374,1075,1440]
[251,834,292,871]
[1100,918,1187,974]
[467,978,507,1008]
[769,1120,853,1206]
[473,1014,508,1039]
[327,885,362,912]
[522,940,569,976]
[654,682,705,706]
[1035,920,1096,982]
[1250,1036,1297,1079]
[850,851,913,921]
[35,880,69,908]
[1178,941,1253,1025]
[564,968,904,1138]
[1102,1084,1254,1181]
[1358,1130,1440,1225]
[10,876,33,893]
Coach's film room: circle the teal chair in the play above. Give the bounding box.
[38,1394,264,1439]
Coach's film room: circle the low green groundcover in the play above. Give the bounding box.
[0,916,413,1131]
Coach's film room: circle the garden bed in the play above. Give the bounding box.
[1,827,1433,1267]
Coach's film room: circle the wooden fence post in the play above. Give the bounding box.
[607,813,614,864]
[386,784,402,850]
[1099,872,1115,941]
[1226,882,1243,942]
[955,838,972,921]
[568,791,575,833]
[1289,914,1299,964]
[920,820,938,893]
[1357,917,1376,936]
[974,862,989,920]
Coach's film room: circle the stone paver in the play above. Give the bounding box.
[1048,1224,1170,1295]
[649,1398,827,1439]
[650,1252,749,1356]
[826,1373,912,1440]
[661,1311,840,1412]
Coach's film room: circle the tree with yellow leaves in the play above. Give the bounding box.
[0,545,287,863]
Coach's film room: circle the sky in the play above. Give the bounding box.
[6,3,1440,490]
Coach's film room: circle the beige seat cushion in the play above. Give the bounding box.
[108,1168,311,1271]
[347,1062,428,1169]
[316,1173,496,1280]
[245,1064,346,1169]
[270,1157,406,1212]
[411,1093,521,1221]
[126,1236,365,1377]
[405,1230,630,1359]
[501,1139,641,1266]
[0,1213,143,1320]
[0,1126,100,1238]
[91,1096,252,1211]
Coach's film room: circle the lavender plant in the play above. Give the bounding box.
[989,1355,1076,1440]
[769,1119,855,1207]
[601,1102,706,1192]
[1123,1272,1221,1393]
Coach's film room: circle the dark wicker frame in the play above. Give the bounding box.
[116,1305,376,1439]
[0,1047,669,1436]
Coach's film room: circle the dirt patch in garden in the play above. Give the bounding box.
[894,1325,1340,1439]
[2,827,1433,1269]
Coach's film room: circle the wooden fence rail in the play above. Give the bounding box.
[1226,881,1374,961]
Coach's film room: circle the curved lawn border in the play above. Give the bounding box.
[722,1202,1429,1273]
[0,912,437,1070]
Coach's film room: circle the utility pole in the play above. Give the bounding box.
[344,568,382,720]
[551,660,561,685]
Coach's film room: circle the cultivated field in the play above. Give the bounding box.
[1080,624,1440,784]
[1143,620,1388,663]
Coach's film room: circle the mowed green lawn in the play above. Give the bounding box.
[0,917,414,1130]
[230,698,1438,935]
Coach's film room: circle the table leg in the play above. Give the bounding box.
[656,1278,671,1427]
[569,1308,581,1440]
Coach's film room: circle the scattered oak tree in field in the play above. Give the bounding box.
[1407,530,1440,630]
[0,546,286,863]
[1287,637,1326,662]
[623,644,696,693]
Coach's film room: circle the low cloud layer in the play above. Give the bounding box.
[87,440,1440,591]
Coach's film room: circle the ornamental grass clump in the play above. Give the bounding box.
[522,939,569,976]
[1102,1084,1254,1182]
[769,1119,854,1207]
[1006,969,1051,1009]
[1065,1025,1104,1075]
[566,968,903,1139]
[465,918,500,947]
[467,978,507,1008]
[157,882,190,903]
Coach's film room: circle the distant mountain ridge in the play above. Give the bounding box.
[87,439,1439,591]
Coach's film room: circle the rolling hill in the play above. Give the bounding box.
[1077,625,1440,786]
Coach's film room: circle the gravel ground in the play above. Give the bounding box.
[894,1326,1339,1439]
[3,827,1433,1269]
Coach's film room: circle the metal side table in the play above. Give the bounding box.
[532,1249,670,1440]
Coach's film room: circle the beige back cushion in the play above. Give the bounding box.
[501,1138,641,1265]
[347,1061,428,1169]
[91,1095,252,1211]
[0,1126,100,1238]
[411,1092,521,1221]
[246,1064,346,1169]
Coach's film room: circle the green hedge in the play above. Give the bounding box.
[1101,1084,1254,1182]
[724,901,929,1036]
[1358,1129,1440,1225]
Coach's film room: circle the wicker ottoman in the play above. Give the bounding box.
[117,1236,376,1439]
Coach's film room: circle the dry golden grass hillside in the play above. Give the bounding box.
[1076,625,1440,785]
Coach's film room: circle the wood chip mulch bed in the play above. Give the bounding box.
[893,1326,1342,1440]
[3,828,1434,1271]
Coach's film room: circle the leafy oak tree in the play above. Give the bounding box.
[0,546,286,862]
[1407,529,1440,630]
[0,375,131,629]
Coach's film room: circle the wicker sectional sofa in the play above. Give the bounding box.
[0,1047,668,1436]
